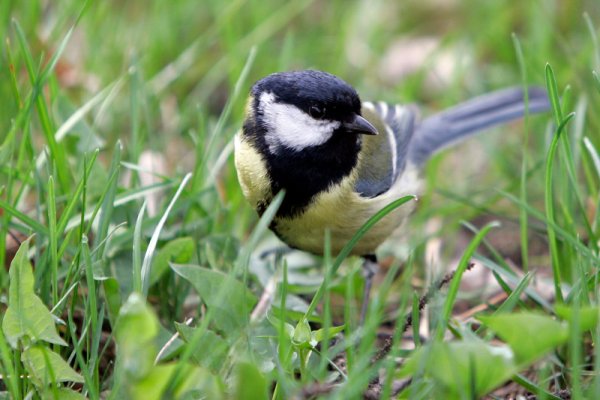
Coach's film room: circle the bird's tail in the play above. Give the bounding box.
[408,87,550,165]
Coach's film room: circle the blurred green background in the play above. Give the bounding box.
[4,0,599,148]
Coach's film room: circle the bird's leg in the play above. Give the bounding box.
[259,246,293,260]
[360,254,379,325]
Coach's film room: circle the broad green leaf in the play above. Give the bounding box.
[233,362,268,400]
[266,313,296,339]
[115,293,159,378]
[150,237,195,285]
[311,324,345,343]
[175,323,228,371]
[113,294,224,399]
[2,239,67,348]
[171,264,257,333]
[40,387,86,400]
[21,345,84,387]
[292,318,312,348]
[127,363,224,400]
[270,303,321,323]
[202,235,239,270]
[478,313,568,365]
[555,305,600,332]
[399,341,516,399]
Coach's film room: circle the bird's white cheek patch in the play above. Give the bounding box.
[259,92,340,153]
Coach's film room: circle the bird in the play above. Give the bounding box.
[234,69,549,318]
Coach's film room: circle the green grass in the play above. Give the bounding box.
[1,0,600,399]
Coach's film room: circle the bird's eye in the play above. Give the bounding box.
[309,105,325,119]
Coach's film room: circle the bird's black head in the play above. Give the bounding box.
[241,70,378,217]
[245,70,377,155]
[253,70,362,122]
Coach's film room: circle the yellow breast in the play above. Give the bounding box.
[234,133,273,210]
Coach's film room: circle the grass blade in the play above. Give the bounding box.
[235,191,285,273]
[193,46,256,191]
[512,33,531,273]
[47,176,58,305]
[93,141,122,262]
[494,272,534,315]
[133,201,147,294]
[545,63,563,126]
[0,198,49,235]
[435,220,499,341]
[544,105,575,304]
[141,173,192,297]
[13,20,71,191]
[56,149,99,259]
[584,137,600,179]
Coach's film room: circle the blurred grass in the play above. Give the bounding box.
[1,0,600,398]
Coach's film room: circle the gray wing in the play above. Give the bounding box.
[354,102,418,198]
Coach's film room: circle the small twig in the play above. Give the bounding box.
[526,389,571,400]
[259,246,291,260]
[364,377,412,400]
[7,230,23,246]
[391,378,413,397]
[373,262,475,363]
[455,291,508,321]
[250,274,277,322]
[363,382,381,400]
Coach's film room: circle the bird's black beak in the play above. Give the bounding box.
[343,114,378,135]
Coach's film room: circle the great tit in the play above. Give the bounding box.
[235,70,548,321]
[235,70,549,262]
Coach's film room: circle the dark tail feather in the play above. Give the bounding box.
[408,87,550,165]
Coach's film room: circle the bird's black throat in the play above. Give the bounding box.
[245,121,361,218]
